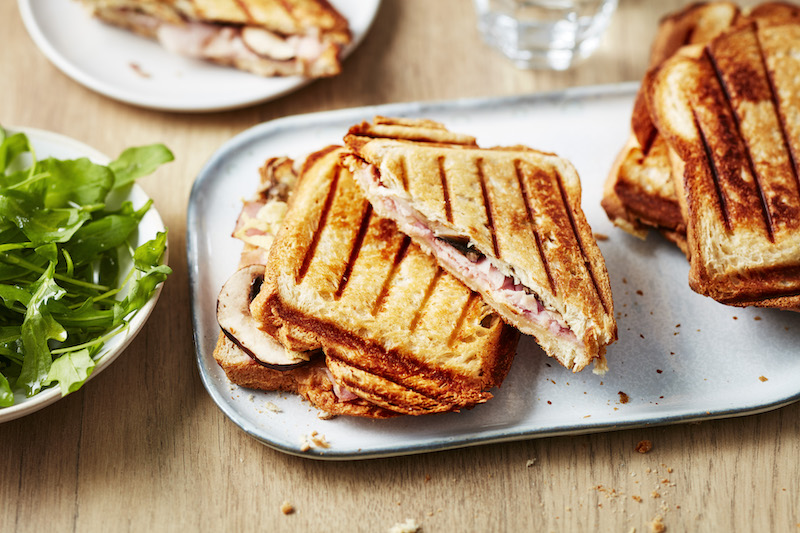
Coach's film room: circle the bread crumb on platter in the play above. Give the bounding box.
[280,501,295,515]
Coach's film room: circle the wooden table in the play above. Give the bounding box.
[2,1,798,531]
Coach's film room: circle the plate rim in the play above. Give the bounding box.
[0,126,168,423]
[187,82,800,459]
[17,0,382,112]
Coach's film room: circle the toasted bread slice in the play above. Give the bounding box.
[343,117,616,373]
[213,333,397,418]
[78,0,350,77]
[257,146,519,415]
[646,20,800,308]
[603,2,740,242]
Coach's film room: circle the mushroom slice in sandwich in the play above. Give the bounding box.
[77,0,351,77]
[343,117,617,373]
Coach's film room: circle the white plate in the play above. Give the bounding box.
[187,83,800,459]
[0,127,168,423]
[18,0,381,112]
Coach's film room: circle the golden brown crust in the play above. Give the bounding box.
[212,334,398,418]
[647,20,800,308]
[604,2,740,243]
[344,118,615,372]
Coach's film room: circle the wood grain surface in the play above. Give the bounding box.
[1,1,798,531]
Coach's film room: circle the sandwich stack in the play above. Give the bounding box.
[213,118,617,418]
[602,1,800,310]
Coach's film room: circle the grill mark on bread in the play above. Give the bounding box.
[704,45,775,242]
[371,235,412,316]
[398,155,409,192]
[297,164,341,282]
[448,292,479,347]
[408,269,443,333]
[514,160,556,295]
[693,108,732,233]
[755,26,800,203]
[438,156,453,223]
[476,158,501,259]
[335,203,372,299]
[234,0,255,23]
[553,169,610,315]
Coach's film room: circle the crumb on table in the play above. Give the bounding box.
[635,440,653,454]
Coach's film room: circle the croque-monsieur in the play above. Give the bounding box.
[602,1,741,250]
[216,147,520,417]
[343,117,617,373]
[78,0,351,77]
[645,11,800,308]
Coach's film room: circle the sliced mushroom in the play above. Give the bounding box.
[217,264,311,370]
[241,27,297,60]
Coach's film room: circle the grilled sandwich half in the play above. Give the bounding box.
[253,146,519,416]
[646,16,800,308]
[78,0,351,77]
[213,156,397,419]
[602,1,741,247]
[603,2,800,251]
[343,117,616,373]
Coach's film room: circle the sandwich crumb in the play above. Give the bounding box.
[632,495,642,503]
[264,402,282,413]
[280,501,295,515]
[388,518,421,533]
[129,62,151,78]
[309,431,330,448]
[651,491,661,499]
[649,514,666,532]
[526,458,537,467]
[759,376,768,382]
[594,232,609,241]
[317,411,337,420]
[618,391,630,404]
[635,440,653,454]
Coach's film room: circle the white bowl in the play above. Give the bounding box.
[0,127,168,423]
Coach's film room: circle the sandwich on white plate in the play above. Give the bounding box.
[77,0,351,77]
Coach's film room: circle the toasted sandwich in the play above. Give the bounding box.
[343,117,616,373]
[78,0,351,77]
[249,146,519,416]
[602,1,741,247]
[213,156,397,419]
[645,17,800,308]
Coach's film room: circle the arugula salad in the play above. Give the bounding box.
[0,127,172,408]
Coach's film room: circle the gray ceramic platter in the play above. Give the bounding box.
[187,83,800,459]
